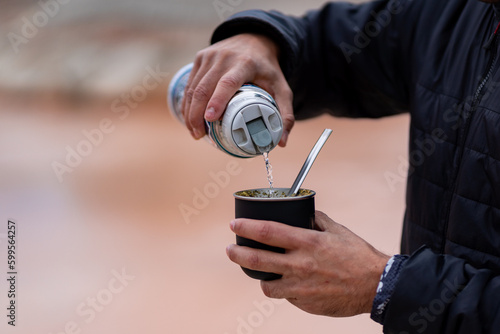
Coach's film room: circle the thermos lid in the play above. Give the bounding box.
[231,103,282,154]
[246,114,272,149]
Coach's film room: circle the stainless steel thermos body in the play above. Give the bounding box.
[168,63,283,158]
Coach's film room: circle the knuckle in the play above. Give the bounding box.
[312,244,330,263]
[216,48,235,59]
[218,75,241,90]
[302,232,320,249]
[257,223,272,242]
[281,112,295,126]
[293,257,317,277]
[184,88,195,102]
[281,85,293,101]
[194,49,204,59]
[303,257,318,272]
[217,49,251,63]
[194,49,209,62]
[239,55,257,70]
[247,252,261,268]
[192,85,211,102]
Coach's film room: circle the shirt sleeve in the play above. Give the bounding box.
[371,254,410,325]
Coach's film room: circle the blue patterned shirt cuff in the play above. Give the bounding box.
[370,254,409,325]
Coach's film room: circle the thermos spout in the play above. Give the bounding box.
[247,117,273,153]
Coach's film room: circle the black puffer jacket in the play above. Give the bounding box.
[211,0,500,333]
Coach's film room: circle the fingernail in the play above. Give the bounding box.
[205,107,216,120]
[230,220,236,231]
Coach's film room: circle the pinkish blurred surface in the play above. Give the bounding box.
[0,1,408,333]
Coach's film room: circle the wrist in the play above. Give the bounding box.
[363,251,392,314]
[370,254,410,324]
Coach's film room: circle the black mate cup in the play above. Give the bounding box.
[233,188,316,281]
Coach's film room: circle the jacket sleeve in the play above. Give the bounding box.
[384,247,500,333]
[211,0,416,120]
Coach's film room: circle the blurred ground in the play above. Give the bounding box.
[0,1,409,334]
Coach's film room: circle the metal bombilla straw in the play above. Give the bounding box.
[287,129,333,197]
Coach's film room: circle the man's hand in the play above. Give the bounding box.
[181,33,294,146]
[226,211,391,317]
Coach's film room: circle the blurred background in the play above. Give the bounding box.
[0,0,409,333]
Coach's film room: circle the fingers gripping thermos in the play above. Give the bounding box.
[167,63,284,158]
